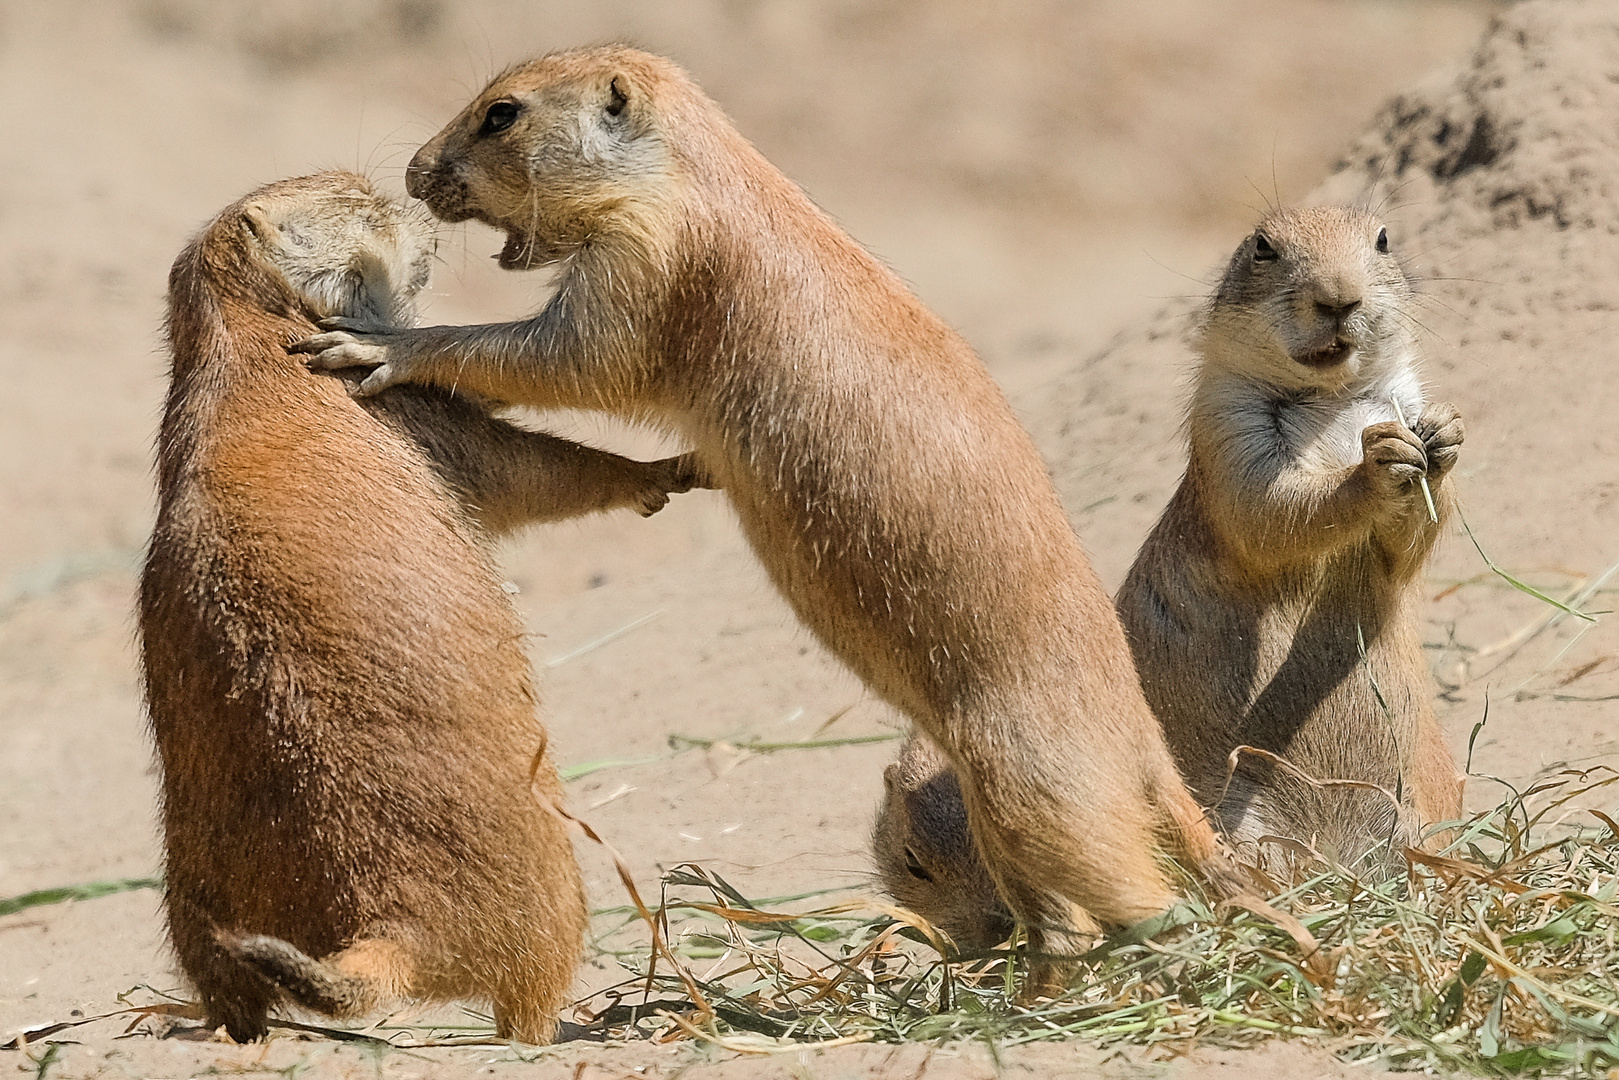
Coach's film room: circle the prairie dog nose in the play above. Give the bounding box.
[1316,298,1362,322]
[405,146,436,200]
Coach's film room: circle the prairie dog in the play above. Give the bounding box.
[871,209,1466,930]
[299,46,1240,968]
[1115,206,1466,868]
[142,171,701,1043]
[873,733,1011,952]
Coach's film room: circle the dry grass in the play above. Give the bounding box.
[568,767,1619,1076]
[6,735,1614,1076]
[6,772,1614,1075]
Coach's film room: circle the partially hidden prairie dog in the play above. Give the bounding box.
[141,171,703,1043]
[873,732,1011,953]
[299,46,1242,967]
[1115,205,1466,870]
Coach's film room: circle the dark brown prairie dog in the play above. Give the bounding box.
[1115,205,1466,869]
[299,46,1240,968]
[873,732,1011,952]
[141,171,701,1043]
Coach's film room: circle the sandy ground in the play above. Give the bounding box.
[6,0,1616,1076]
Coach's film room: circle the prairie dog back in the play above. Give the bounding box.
[143,171,697,1043]
[1116,205,1465,869]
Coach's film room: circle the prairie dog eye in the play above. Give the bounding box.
[479,100,521,137]
[903,847,933,882]
[1253,233,1278,262]
[1375,226,1390,254]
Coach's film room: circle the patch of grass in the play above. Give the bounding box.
[19,776,1615,1076]
[574,768,1619,1074]
[0,877,161,918]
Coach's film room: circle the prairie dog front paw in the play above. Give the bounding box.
[292,322,416,396]
[1360,420,1428,502]
[1411,401,1464,482]
[653,452,716,494]
[630,453,715,516]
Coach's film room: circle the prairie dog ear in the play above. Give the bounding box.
[605,74,631,118]
[240,203,313,253]
[883,762,902,794]
[241,204,280,245]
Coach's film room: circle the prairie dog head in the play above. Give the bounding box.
[1201,206,1416,393]
[238,172,434,326]
[872,734,1012,953]
[405,47,685,270]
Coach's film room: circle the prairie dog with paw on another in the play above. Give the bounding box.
[1116,205,1466,870]
[299,45,1242,977]
[142,171,703,1044]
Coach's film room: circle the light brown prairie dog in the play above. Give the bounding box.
[141,171,703,1043]
[300,46,1241,970]
[1116,205,1466,869]
[869,208,1467,933]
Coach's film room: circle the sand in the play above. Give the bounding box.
[5,0,1615,1076]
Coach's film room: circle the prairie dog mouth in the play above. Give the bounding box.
[497,231,538,270]
[1296,340,1356,368]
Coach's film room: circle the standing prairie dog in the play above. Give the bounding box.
[142,171,703,1043]
[869,208,1466,935]
[1116,205,1466,868]
[299,46,1240,968]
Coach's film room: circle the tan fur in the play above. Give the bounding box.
[872,732,1011,952]
[300,47,1241,970]
[141,171,701,1043]
[1115,206,1467,870]
[868,208,1468,932]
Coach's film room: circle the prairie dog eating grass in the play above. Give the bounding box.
[872,732,1012,953]
[299,46,1241,973]
[871,208,1466,937]
[1116,205,1466,869]
[142,171,702,1043]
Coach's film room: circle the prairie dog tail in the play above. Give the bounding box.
[218,932,404,1019]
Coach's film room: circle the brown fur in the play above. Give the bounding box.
[141,171,701,1043]
[1116,206,1467,870]
[868,209,1468,934]
[299,47,1241,969]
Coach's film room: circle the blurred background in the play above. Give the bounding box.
[0,0,1499,582]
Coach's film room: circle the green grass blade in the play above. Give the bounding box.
[0,876,162,917]
[1460,513,1596,621]
[558,756,659,781]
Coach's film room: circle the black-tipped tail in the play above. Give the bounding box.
[218,933,371,1017]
